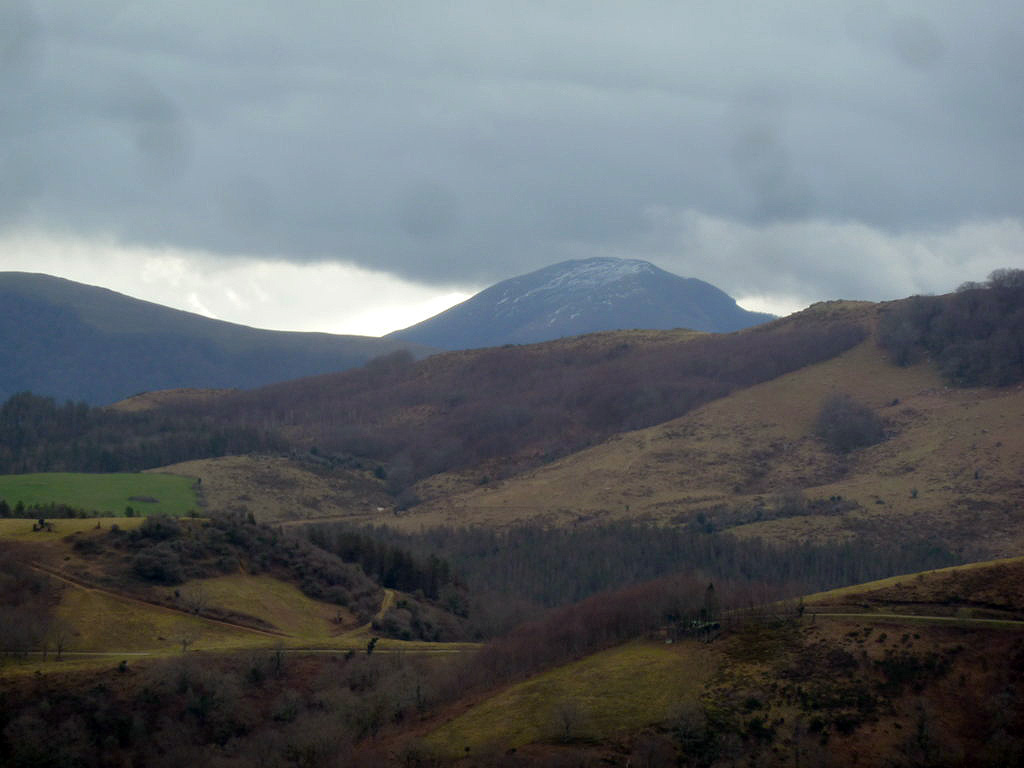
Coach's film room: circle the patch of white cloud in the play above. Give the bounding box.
[186,291,219,319]
[1,217,1020,332]
[642,210,1024,314]
[734,294,810,318]
[0,232,476,336]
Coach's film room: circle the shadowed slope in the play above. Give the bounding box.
[0,272,432,404]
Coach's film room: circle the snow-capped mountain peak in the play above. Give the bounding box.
[389,258,773,350]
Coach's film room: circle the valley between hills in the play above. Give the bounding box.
[1,274,1023,766]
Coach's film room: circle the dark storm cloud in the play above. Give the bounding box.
[2,1,1023,294]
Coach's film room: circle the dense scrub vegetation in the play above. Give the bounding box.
[67,514,469,639]
[0,644,456,767]
[879,268,1024,386]
[0,548,60,659]
[304,527,456,601]
[814,393,885,453]
[71,514,384,622]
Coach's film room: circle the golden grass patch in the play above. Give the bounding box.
[181,574,351,639]
[803,556,1024,606]
[425,640,713,755]
[56,581,274,653]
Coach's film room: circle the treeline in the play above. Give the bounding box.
[0,547,60,658]
[304,525,455,600]
[209,319,867,492]
[0,391,285,474]
[0,642,456,767]
[0,499,103,519]
[301,521,962,634]
[460,572,726,689]
[879,268,1024,386]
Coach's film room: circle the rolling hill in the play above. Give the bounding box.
[3,273,1023,766]
[410,557,1024,766]
[3,550,1019,767]
[167,311,865,505]
[388,257,774,349]
[0,271,433,404]
[391,301,1024,557]
[8,281,1019,564]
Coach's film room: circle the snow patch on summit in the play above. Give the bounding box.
[520,258,653,300]
[387,256,774,349]
[493,259,655,312]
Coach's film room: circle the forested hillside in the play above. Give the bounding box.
[879,267,1024,385]
[208,315,867,496]
[0,314,867,494]
[0,391,283,474]
[304,520,961,635]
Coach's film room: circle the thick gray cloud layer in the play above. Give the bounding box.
[2,1,1022,298]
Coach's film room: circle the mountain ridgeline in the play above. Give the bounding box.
[0,261,769,404]
[389,257,774,349]
[0,272,432,405]
[0,310,867,490]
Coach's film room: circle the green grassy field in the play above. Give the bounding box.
[0,472,199,517]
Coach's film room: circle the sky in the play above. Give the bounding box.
[1,1,1022,336]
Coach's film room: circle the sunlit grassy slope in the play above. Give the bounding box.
[186,574,353,638]
[57,582,274,653]
[0,472,199,516]
[425,640,712,755]
[801,556,1024,603]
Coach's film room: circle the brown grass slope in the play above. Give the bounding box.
[149,455,392,523]
[132,311,865,525]
[187,315,866,493]
[389,301,1024,556]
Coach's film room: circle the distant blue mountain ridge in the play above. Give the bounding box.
[0,272,432,405]
[388,257,774,350]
